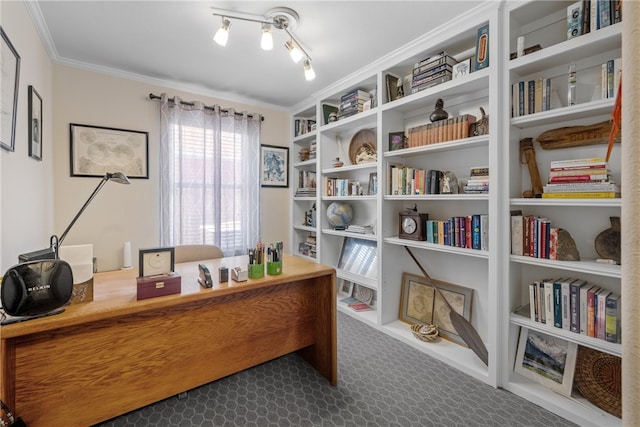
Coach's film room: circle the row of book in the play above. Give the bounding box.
[294,118,316,137]
[511,78,552,117]
[410,52,456,94]
[566,0,621,41]
[542,157,620,199]
[388,167,446,196]
[600,57,622,100]
[324,177,363,197]
[526,277,621,343]
[511,214,562,259]
[422,214,489,251]
[406,113,477,147]
[339,89,370,120]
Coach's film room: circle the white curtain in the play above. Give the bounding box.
[159,93,261,256]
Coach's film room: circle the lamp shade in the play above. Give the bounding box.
[1,259,73,317]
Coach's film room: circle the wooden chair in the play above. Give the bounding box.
[174,245,224,263]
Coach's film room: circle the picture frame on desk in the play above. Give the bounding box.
[28,85,43,160]
[0,27,20,152]
[514,327,577,397]
[138,247,175,277]
[70,123,149,178]
[260,144,289,187]
[400,273,473,346]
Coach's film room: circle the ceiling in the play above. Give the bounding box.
[28,1,485,110]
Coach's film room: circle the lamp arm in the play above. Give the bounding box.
[56,176,109,248]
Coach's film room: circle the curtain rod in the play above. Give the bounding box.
[148,93,264,121]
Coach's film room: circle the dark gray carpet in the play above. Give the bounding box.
[96,311,576,426]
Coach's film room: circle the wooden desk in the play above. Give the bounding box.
[0,254,336,427]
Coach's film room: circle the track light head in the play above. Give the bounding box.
[286,40,304,63]
[261,23,273,50]
[304,60,316,81]
[214,18,231,46]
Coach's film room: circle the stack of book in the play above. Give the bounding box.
[525,277,621,344]
[345,224,374,234]
[411,52,456,94]
[295,170,316,197]
[298,233,317,258]
[463,166,489,194]
[339,89,370,120]
[542,157,620,198]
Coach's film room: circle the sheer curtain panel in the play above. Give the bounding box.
[159,93,261,256]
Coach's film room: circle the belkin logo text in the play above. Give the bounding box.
[28,285,51,292]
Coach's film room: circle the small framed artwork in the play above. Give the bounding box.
[28,86,43,160]
[138,247,175,277]
[400,273,473,345]
[260,144,289,187]
[514,327,577,397]
[70,123,149,178]
[337,279,354,298]
[0,27,21,152]
[452,58,471,80]
[388,131,407,151]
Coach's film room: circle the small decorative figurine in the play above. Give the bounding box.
[332,157,344,167]
[430,98,449,122]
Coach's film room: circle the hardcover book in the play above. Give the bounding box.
[474,24,489,71]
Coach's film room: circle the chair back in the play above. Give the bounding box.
[174,245,223,263]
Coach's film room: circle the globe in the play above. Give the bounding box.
[326,202,354,230]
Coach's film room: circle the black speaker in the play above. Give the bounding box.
[1,260,74,317]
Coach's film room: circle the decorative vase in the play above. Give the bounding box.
[595,216,621,264]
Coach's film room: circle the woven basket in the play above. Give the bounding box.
[573,345,621,418]
[410,323,439,342]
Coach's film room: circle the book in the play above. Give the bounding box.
[549,167,607,177]
[567,1,583,39]
[586,285,600,337]
[569,278,587,333]
[598,0,611,28]
[548,174,608,183]
[541,192,617,199]
[511,215,523,255]
[553,280,563,328]
[550,157,605,168]
[605,292,620,343]
[538,280,546,324]
[350,302,372,312]
[579,281,590,334]
[385,73,402,103]
[480,214,489,251]
[543,278,557,326]
[561,278,571,330]
[529,282,537,321]
[596,288,610,340]
[474,24,489,71]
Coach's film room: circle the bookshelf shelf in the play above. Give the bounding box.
[383,135,489,157]
[384,237,489,259]
[323,228,377,241]
[510,310,621,357]
[509,255,621,279]
[385,194,489,201]
[510,98,615,129]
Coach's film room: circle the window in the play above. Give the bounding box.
[159,95,260,256]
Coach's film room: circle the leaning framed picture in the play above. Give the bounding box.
[260,144,289,187]
[400,273,473,345]
[28,85,43,160]
[70,123,149,179]
[1,26,21,152]
[514,327,577,397]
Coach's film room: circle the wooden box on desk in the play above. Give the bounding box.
[136,273,182,300]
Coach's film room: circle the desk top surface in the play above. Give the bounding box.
[1,253,334,338]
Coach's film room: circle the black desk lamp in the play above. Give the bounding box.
[18,172,131,262]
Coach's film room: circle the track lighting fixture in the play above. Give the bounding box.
[211,6,315,81]
[213,18,231,47]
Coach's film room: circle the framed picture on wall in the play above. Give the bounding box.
[28,85,43,160]
[260,144,289,187]
[1,26,21,152]
[70,123,149,179]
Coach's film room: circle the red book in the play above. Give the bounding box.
[548,175,608,183]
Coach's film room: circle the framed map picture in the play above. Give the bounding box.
[260,144,289,187]
[70,123,149,178]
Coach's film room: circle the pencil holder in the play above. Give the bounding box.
[248,263,264,279]
[267,261,282,275]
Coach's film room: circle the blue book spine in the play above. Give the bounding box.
[553,282,563,328]
[443,221,450,246]
[472,214,481,250]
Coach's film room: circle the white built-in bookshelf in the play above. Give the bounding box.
[289,1,622,425]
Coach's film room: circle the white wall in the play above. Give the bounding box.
[1,2,291,272]
[0,2,55,271]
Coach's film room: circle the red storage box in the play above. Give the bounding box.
[136,273,182,300]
